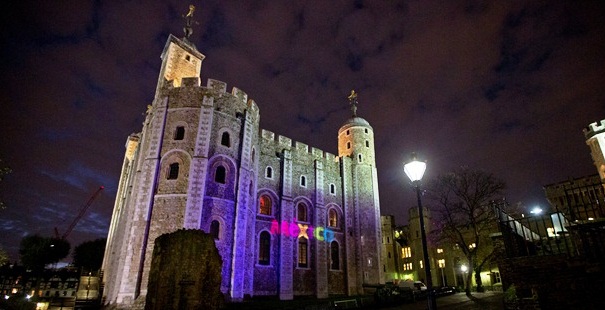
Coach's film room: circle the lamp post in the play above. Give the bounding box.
[404,154,437,310]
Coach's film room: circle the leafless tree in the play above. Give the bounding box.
[426,167,506,296]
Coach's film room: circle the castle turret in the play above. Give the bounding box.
[338,91,383,290]
[584,119,605,182]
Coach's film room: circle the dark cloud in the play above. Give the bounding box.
[1,0,604,262]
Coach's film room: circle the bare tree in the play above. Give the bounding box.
[0,159,11,209]
[426,167,506,296]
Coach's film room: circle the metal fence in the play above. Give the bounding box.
[496,201,605,262]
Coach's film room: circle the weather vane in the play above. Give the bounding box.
[348,90,358,117]
[183,4,197,39]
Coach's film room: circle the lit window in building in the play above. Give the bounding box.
[330,241,340,270]
[297,203,307,222]
[258,231,271,265]
[402,247,412,258]
[438,259,445,268]
[210,220,220,240]
[403,263,413,270]
[215,165,226,183]
[469,243,476,249]
[328,209,338,227]
[298,238,308,268]
[547,227,556,237]
[419,260,423,268]
[168,163,179,179]
[174,126,185,140]
[492,271,501,283]
[221,132,230,147]
[259,195,272,215]
[437,248,444,254]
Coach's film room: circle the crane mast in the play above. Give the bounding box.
[54,186,104,240]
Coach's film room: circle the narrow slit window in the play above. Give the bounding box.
[174,126,185,140]
[259,231,271,265]
[210,220,220,240]
[331,241,340,270]
[300,175,306,187]
[168,163,179,179]
[330,184,335,194]
[221,132,231,147]
[266,166,273,178]
[298,237,308,268]
[215,165,226,184]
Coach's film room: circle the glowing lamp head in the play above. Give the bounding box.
[530,207,543,215]
[461,265,468,272]
[404,154,426,182]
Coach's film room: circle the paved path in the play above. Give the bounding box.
[381,291,504,310]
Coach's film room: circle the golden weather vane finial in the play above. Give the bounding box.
[348,90,358,117]
[183,4,197,39]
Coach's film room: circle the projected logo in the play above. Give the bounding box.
[270,219,335,242]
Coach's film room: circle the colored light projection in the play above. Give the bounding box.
[270,219,335,243]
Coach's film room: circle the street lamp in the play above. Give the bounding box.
[404,154,437,310]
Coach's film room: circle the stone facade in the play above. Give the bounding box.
[101,34,383,308]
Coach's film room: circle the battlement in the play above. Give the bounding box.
[260,129,337,160]
[584,119,605,139]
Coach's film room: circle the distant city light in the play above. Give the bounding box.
[530,207,543,215]
[588,217,594,221]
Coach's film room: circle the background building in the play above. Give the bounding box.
[101,30,383,307]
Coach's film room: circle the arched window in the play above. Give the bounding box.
[330,184,336,195]
[259,195,272,215]
[168,163,179,180]
[365,140,369,147]
[331,241,340,270]
[297,203,307,222]
[221,132,230,147]
[347,142,351,149]
[328,209,338,227]
[266,166,273,179]
[210,220,220,240]
[258,231,271,265]
[215,165,226,183]
[300,175,306,187]
[174,126,185,140]
[298,237,308,268]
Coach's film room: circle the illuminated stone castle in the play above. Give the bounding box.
[101,27,383,306]
[584,119,605,183]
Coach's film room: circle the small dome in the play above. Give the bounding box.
[339,116,373,134]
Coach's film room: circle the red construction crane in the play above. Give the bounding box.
[54,186,104,240]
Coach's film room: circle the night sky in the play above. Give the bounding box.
[1,1,603,262]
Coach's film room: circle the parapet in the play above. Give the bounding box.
[207,79,227,93]
[584,119,605,139]
[181,77,200,87]
[295,141,309,153]
[278,135,292,148]
[261,129,275,141]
